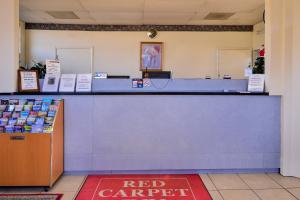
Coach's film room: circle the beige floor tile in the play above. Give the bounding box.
[61,191,77,200]
[239,174,282,189]
[209,174,249,190]
[209,190,224,200]
[268,173,300,188]
[50,176,85,192]
[288,188,300,199]
[200,174,217,191]
[0,187,43,194]
[220,190,260,200]
[255,189,297,200]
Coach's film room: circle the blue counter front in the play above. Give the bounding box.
[0,93,281,174]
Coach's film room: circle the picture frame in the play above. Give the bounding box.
[140,42,163,71]
[18,70,40,93]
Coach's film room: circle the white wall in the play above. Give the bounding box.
[0,0,19,92]
[26,30,252,78]
[19,21,26,67]
[253,22,265,50]
[266,0,300,178]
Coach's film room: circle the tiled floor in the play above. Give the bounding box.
[202,173,300,200]
[0,176,86,200]
[0,173,300,200]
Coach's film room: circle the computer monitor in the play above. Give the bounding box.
[142,71,171,79]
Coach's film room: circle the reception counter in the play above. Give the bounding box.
[0,79,281,174]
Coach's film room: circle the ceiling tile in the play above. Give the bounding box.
[20,0,264,25]
[79,0,144,12]
[188,19,241,25]
[50,19,97,24]
[95,19,143,25]
[202,0,264,13]
[20,0,84,11]
[20,10,53,22]
[144,13,194,25]
[144,0,206,13]
[90,11,142,20]
[74,11,94,20]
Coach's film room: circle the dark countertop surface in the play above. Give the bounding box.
[0,91,269,96]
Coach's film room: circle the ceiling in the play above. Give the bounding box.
[20,0,265,25]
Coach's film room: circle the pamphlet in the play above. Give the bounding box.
[42,74,60,92]
[0,98,60,134]
[76,74,92,92]
[46,59,61,74]
[59,74,76,92]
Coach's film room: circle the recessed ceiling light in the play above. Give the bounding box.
[46,11,79,19]
[204,12,235,20]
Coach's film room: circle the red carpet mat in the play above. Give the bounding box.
[76,174,212,200]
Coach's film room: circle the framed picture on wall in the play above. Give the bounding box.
[140,42,163,71]
[18,70,40,93]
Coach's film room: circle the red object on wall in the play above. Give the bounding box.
[259,45,265,57]
[76,174,212,200]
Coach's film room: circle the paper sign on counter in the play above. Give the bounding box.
[76,74,92,92]
[46,60,61,75]
[59,74,76,92]
[248,74,265,92]
[43,74,60,92]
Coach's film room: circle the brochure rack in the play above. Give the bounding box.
[0,101,64,188]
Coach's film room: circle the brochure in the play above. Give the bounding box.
[1,100,9,105]
[8,118,17,126]
[59,74,76,92]
[0,105,6,111]
[76,74,92,92]
[42,74,60,92]
[14,125,23,132]
[23,125,32,133]
[35,117,45,125]
[0,98,59,133]
[48,111,56,117]
[12,112,20,118]
[0,118,8,126]
[9,99,19,105]
[21,111,30,118]
[24,105,32,111]
[5,125,14,133]
[26,117,36,125]
[17,118,27,125]
[7,105,15,112]
[31,125,44,133]
[3,112,12,118]
[32,105,42,112]
[15,105,24,112]
[46,59,61,75]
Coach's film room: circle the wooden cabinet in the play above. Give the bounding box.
[0,101,64,187]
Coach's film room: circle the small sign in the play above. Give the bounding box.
[143,78,151,87]
[42,74,60,92]
[248,74,265,92]
[18,70,40,92]
[244,67,253,77]
[94,72,108,79]
[59,74,76,92]
[46,59,61,74]
[76,74,92,92]
[132,79,143,88]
